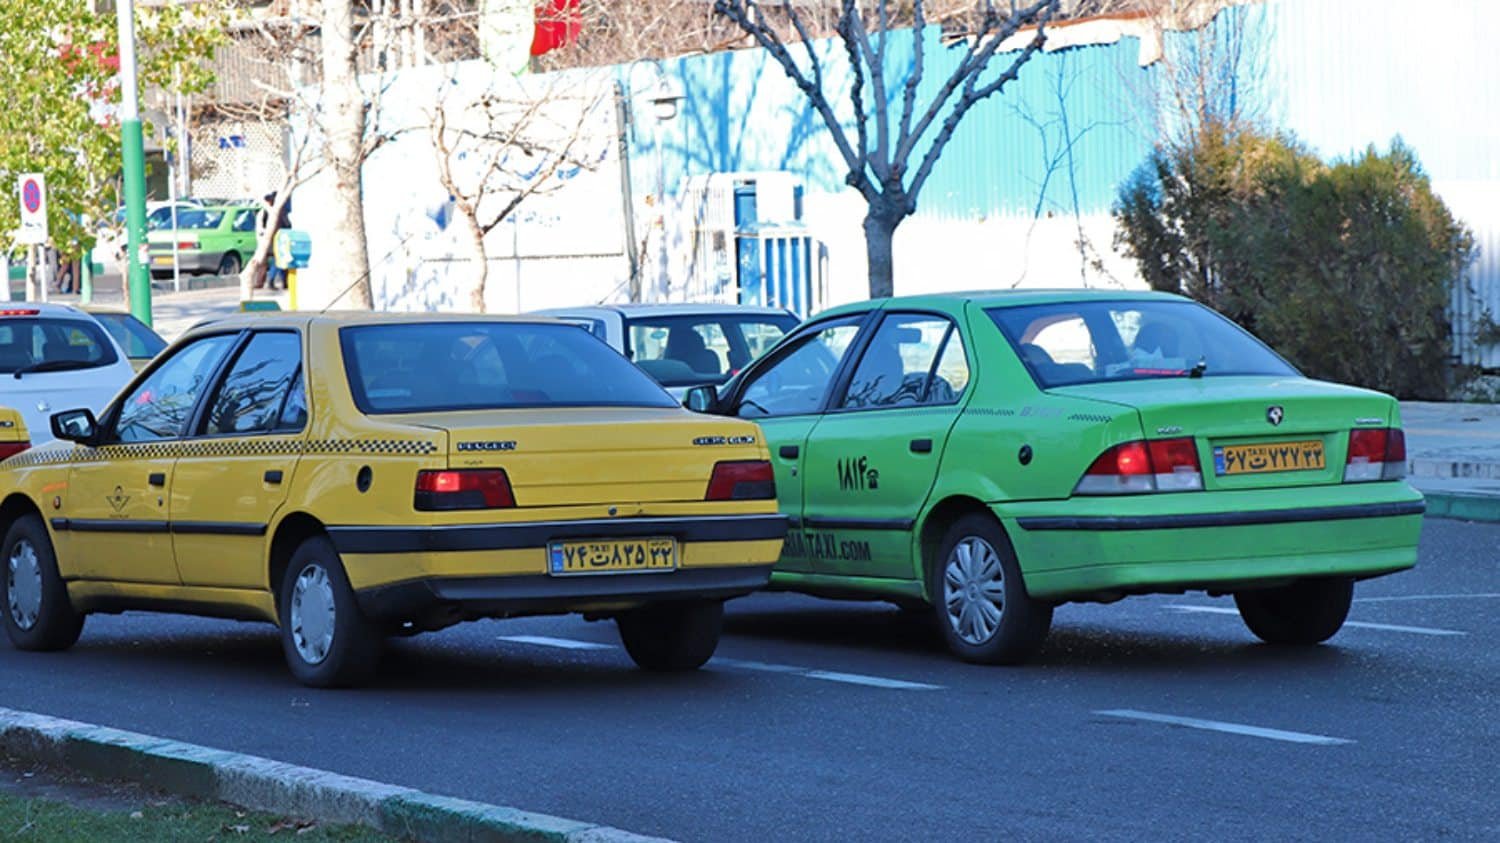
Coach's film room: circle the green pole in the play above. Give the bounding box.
[80,253,93,305]
[116,0,151,326]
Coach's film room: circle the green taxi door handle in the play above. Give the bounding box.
[779,445,800,459]
[910,438,933,454]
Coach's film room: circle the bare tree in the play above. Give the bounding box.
[322,0,376,308]
[713,0,1066,298]
[426,72,610,311]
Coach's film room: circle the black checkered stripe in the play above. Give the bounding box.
[1,438,439,468]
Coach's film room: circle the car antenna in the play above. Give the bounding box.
[1188,356,1208,379]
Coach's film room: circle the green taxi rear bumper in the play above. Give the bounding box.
[997,483,1425,601]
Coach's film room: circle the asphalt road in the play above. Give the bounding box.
[1,517,1495,841]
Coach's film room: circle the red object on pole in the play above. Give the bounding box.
[530,0,581,56]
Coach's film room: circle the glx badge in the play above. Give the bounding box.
[1266,405,1284,426]
[693,435,756,446]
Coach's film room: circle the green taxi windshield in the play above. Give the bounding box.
[987,300,1298,388]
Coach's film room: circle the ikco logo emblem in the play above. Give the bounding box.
[1266,406,1285,426]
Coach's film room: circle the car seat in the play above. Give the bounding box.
[1133,322,1180,358]
[847,343,913,407]
[664,329,721,376]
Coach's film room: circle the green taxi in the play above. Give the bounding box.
[686,290,1424,664]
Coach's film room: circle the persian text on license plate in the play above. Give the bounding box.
[547,537,677,576]
[1213,440,1325,476]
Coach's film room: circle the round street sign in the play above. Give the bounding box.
[21,178,42,214]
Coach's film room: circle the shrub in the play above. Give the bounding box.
[1115,124,1476,399]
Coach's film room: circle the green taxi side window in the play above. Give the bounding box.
[737,319,862,418]
[204,332,302,436]
[840,315,966,409]
[115,334,238,443]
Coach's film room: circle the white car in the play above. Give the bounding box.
[0,303,135,445]
[532,303,800,396]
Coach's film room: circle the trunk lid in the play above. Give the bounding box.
[403,407,765,507]
[1051,376,1398,490]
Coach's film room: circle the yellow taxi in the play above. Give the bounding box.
[0,313,784,687]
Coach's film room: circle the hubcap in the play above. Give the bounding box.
[7,540,44,631]
[290,564,336,665]
[943,536,1005,645]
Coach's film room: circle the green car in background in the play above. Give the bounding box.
[146,204,258,279]
[686,290,1424,664]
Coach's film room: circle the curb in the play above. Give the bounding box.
[1421,491,1500,524]
[0,707,671,843]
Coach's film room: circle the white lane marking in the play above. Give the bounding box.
[714,657,943,690]
[1096,709,1354,746]
[1166,605,1467,637]
[802,670,944,691]
[496,635,615,650]
[495,638,943,689]
[1354,593,1500,603]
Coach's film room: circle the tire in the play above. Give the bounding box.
[1234,577,1354,646]
[277,536,381,688]
[616,600,723,671]
[929,514,1051,665]
[217,252,241,277]
[1,514,84,652]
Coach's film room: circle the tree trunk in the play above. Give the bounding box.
[322,0,374,309]
[863,204,901,299]
[464,214,489,313]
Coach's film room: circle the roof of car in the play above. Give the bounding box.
[535,303,798,319]
[180,310,576,337]
[0,302,92,318]
[809,288,1186,319]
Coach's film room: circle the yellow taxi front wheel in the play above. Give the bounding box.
[616,600,724,672]
[1,514,85,652]
[278,536,382,688]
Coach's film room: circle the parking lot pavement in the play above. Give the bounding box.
[0,516,1494,841]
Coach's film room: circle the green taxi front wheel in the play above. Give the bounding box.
[930,514,1051,665]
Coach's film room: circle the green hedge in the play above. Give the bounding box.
[1114,124,1476,400]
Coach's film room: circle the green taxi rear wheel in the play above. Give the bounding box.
[1,514,84,652]
[278,536,382,688]
[1234,577,1354,645]
[930,514,1051,665]
[616,600,723,671]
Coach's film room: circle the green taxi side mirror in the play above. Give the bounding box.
[684,385,719,413]
[50,408,98,444]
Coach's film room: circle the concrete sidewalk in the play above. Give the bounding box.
[1402,401,1500,521]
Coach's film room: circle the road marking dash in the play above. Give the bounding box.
[802,670,943,691]
[1166,605,1467,637]
[496,635,615,650]
[1096,709,1353,745]
[714,658,941,690]
[1354,592,1500,604]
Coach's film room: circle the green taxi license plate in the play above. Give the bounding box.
[1213,440,1325,476]
[547,537,676,576]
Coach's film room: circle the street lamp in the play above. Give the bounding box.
[116,0,152,325]
[616,60,683,303]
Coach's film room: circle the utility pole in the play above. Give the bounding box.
[117,0,152,325]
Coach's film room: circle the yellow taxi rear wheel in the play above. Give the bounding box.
[1,514,84,652]
[616,600,723,672]
[278,536,382,688]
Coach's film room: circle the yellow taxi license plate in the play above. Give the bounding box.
[1213,440,1325,476]
[547,538,676,575]
[152,256,173,265]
